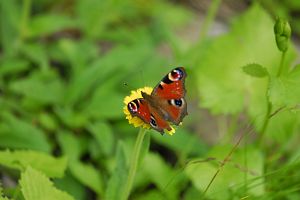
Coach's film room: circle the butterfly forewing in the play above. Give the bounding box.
[151,67,187,125]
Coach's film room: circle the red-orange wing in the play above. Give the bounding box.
[152,67,188,125]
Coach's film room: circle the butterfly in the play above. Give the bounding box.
[127,67,188,134]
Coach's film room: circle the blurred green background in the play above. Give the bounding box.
[1,0,300,199]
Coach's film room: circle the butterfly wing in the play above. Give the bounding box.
[127,98,172,133]
[151,67,188,125]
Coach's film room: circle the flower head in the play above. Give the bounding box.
[123,87,175,135]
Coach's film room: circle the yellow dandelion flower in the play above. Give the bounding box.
[123,87,175,135]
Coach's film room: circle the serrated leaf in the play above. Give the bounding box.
[269,66,300,107]
[105,142,127,200]
[242,63,268,78]
[265,110,299,142]
[191,4,296,114]
[0,150,67,178]
[20,167,75,200]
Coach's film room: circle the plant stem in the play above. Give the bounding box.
[259,49,286,142]
[258,100,272,142]
[199,0,222,41]
[202,130,245,197]
[122,128,147,200]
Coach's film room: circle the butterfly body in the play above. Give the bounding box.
[127,67,187,133]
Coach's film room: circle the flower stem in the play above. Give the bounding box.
[199,0,222,41]
[277,51,286,77]
[122,128,147,200]
[259,50,286,143]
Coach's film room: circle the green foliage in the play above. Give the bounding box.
[269,65,300,107]
[0,150,67,178]
[185,146,264,199]
[242,63,268,78]
[20,167,75,200]
[191,4,296,115]
[0,113,51,152]
[105,142,127,200]
[0,0,300,199]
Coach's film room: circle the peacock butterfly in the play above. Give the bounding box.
[127,67,188,134]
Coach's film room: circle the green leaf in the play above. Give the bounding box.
[0,58,29,76]
[141,153,184,199]
[54,171,86,200]
[151,129,207,157]
[19,43,49,69]
[64,43,153,106]
[28,14,75,37]
[88,122,114,156]
[57,131,103,195]
[265,110,299,142]
[0,113,51,152]
[0,0,20,55]
[75,0,121,39]
[83,89,123,120]
[55,107,89,128]
[134,190,165,200]
[37,112,58,131]
[242,63,268,78]
[20,167,75,200]
[69,161,103,195]
[9,70,64,106]
[185,146,264,199]
[57,131,86,162]
[105,142,127,200]
[0,150,67,178]
[269,65,300,107]
[57,39,98,73]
